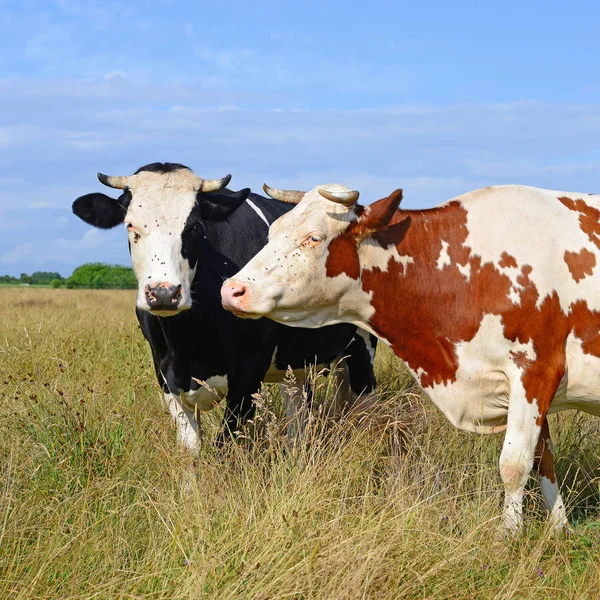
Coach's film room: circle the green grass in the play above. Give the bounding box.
[1,287,600,599]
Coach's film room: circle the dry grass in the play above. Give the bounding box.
[1,287,600,599]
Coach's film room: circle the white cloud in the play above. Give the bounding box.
[1,243,35,264]
[104,71,128,81]
[0,218,28,233]
[27,200,55,209]
[190,43,412,94]
[1,183,90,213]
[194,47,259,72]
[53,228,109,250]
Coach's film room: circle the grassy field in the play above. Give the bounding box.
[1,288,600,599]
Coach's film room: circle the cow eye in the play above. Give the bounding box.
[302,234,323,247]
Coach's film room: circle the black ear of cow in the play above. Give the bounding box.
[72,193,127,229]
[200,188,251,220]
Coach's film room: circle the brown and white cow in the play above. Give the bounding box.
[221,182,600,533]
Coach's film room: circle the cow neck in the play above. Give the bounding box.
[196,207,271,281]
[156,310,193,387]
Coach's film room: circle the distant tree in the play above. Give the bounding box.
[102,265,137,289]
[30,271,63,285]
[66,263,109,289]
[1,265,135,289]
[65,263,137,289]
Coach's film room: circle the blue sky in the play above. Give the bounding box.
[1,0,600,276]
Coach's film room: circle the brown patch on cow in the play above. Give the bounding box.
[510,350,531,370]
[499,252,518,269]
[326,232,361,279]
[564,248,596,283]
[570,300,600,358]
[534,418,556,484]
[500,265,569,421]
[558,196,600,251]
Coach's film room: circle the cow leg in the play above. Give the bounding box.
[344,330,378,399]
[154,364,170,413]
[499,396,545,535]
[219,353,274,444]
[283,358,356,443]
[216,326,279,445]
[339,331,378,417]
[327,357,352,418]
[534,418,568,530]
[160,391,171,414]
[281,374,310,442]
[282,359,352,443]
[219,392,257,444]
[165,392,200,453]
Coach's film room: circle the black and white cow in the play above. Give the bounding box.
[72,163,376,449]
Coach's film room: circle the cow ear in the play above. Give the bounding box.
[72,192,129,229]
[357,189,403,233]
[200,188,251,220]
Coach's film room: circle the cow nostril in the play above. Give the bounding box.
[173,284,182,300]
[144,284,156,301]
[232,285,246,299]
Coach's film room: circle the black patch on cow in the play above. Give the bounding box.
[180,188,251,269]
[72,190,131,229]
[180,204,204,269]
[134,162,190,175]
[199,188,251,220]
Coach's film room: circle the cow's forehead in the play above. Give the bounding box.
[128,168,202,193]
[125,169,201,225]
[270,183,357,237]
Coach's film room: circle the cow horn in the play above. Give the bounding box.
[318,188,360,207]
[97,173,129,190]
[262,183,305,204]
[201,174,231,192]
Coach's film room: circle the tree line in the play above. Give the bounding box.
[0,264,137,289]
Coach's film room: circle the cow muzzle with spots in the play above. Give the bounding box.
[144,282,183,313]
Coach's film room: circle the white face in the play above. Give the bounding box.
[222,184,367,327]
[123,169,202,314]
